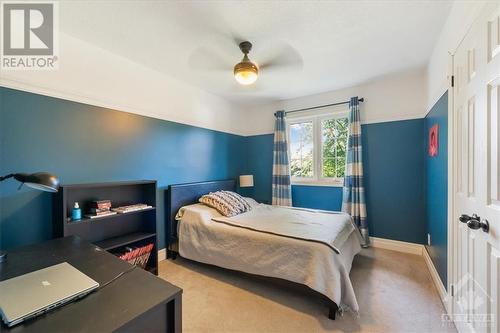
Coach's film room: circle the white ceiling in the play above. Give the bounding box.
[60,1,452,106]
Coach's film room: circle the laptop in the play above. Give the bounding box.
[0,262,99,327]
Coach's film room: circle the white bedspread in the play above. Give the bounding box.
[177,203,362,312]
[212,204,356,254]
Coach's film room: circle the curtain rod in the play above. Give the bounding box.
[284,97,364,115]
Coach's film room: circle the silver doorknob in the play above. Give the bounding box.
[459,213,479,223]
[459,213,489,233]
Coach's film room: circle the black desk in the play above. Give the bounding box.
[0,236,182,333]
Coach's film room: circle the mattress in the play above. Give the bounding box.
[176,202,362,312]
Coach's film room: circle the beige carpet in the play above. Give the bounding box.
[159,247,457,333]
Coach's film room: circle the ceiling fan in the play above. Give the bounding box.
[233,41,259,85]
[189,38,303,87]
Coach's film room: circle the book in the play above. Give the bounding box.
[89,207,111,214]
[119,243,154,264]
[93,200,111,205]
[92,204,112,209]
[85,211,117,219]
[112,204,152,214]
[90,200,112,209]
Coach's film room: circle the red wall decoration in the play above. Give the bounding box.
[429,124,439,157]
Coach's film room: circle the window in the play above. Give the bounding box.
[288,112,348,186]
[289,121,313,178]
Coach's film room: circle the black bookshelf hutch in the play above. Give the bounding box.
[52,180,158,274]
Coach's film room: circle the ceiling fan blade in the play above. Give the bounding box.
[188,46,233,72]
[258,43,303,72]
[229,32,250,49]
[172,2,250,53]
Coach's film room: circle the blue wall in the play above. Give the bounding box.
[0,86,446,265]
[0,87,246,250]
[244,135,273,203]
[245,119,426,244]
[292,186,343,211]
[363,119,426,244]
[425,92,448,286]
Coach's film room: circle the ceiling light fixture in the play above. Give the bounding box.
[234,41,258,85]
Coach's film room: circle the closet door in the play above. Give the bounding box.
[452,2,500,333]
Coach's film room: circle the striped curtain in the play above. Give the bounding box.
[342,97,369,246]
[272,111,292,206]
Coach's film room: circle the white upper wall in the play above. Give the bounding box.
[0,32,248,135]
[240,67,427,136]
[426,1,489,111]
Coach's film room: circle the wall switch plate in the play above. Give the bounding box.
[427,233,431,246]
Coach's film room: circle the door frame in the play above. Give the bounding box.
[447,51,455,315]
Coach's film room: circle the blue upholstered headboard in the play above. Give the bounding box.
[166,179,236,249]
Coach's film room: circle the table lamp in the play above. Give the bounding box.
[239,175,254,187]
[0,172,60,262]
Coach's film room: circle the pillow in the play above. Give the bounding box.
[222,191,252,211]
[243,197,259,207]
[199,191,251,217]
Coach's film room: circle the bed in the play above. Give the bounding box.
[166,180,362,319]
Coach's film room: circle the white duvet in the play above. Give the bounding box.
[177,202,362,312]
[212,204,357,254]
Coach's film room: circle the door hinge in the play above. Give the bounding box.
[451,284,454,297]
[451,75,455,87]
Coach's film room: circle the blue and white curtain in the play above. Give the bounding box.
[342,97,369,246]
[272,111,292,206]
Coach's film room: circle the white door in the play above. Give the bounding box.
[452,2,500,333]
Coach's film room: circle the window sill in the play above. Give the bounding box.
[291,181,344,188]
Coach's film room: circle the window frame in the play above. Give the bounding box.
[287,109,349,187]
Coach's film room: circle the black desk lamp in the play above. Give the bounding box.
[0,172,60,262]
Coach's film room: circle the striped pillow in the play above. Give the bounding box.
[199,191,252,217]
[221,191,252,211]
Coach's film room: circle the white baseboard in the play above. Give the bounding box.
[422,246,448,305]
[158,248,166,262]
[370,236,448,309]
[370,236,424,255]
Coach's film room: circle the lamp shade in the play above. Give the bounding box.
[239,175,254,188]
[0,171,59,263]
[234,55,259,85]
[13,172,60,192]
